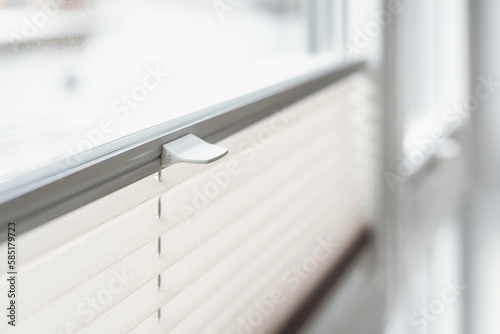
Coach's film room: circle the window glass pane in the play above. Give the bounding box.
[401,0,468,154]
[0,0,345,184]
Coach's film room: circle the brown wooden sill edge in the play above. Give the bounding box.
[276,226,373,334]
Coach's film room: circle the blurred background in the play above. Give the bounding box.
[0,0,499,333]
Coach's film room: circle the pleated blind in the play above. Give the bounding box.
[0,73,375,334]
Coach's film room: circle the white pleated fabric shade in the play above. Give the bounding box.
[0,73,376,334]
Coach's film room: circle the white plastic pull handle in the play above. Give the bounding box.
[161,134,228,168]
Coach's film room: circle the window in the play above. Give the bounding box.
[0,0,347,184]
[0,1,378,333]
[1,0,361,231]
